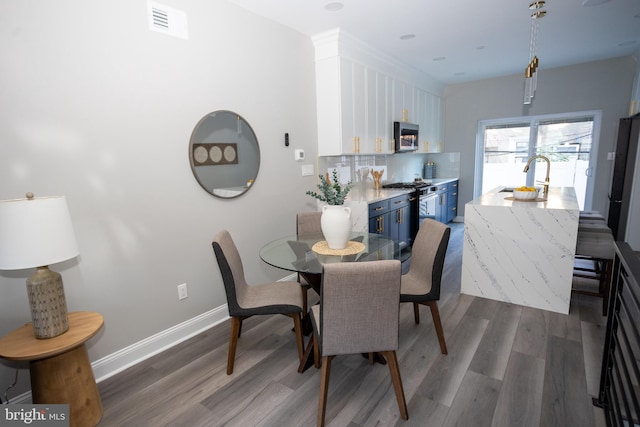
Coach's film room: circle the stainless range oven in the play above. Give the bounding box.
[418,185,439,222]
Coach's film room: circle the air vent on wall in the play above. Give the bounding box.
[148,2,188,40]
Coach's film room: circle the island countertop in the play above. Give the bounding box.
[461,186,580,314]
[468,186,580,210]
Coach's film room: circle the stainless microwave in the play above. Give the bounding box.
[393,121,419,152]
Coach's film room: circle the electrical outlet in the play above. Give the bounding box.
[178,283,188,300]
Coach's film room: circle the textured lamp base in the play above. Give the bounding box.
[27,266,69,339]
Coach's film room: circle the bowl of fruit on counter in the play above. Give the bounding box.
[512,186,539,200]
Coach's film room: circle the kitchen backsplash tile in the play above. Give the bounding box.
[318,152,460,189]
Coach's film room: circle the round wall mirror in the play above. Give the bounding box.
[189,110,260,198]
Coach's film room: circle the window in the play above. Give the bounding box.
[476,111,601,209]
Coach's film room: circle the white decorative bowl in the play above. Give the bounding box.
[513,189,538,200]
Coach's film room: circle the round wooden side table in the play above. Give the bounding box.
[0,311,104,427]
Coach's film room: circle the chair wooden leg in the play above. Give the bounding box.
[428,301,447,355]
[313,330,320,369]
[413,302,420,324]
[317,355,333,427]
[227,316,242,375]
[302,286,308,315]
[290,313,304,363]
[237,317,243,338]
[382,351,409,420]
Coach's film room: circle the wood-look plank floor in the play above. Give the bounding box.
[98,223,608,427]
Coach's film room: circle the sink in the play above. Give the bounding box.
[499,187,515,193]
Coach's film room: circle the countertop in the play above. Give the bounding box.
[462,185,579,314]
[467,186,579,210]
[348,178,459,203]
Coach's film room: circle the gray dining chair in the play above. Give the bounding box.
[297,211,323,236]
[296,211,323,313]
[212,230,304,375]
[400,218,450,355]
[311,260,409,427]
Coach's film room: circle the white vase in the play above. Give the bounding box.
[321,205,352,249]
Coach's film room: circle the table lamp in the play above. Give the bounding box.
[0,193,79,339]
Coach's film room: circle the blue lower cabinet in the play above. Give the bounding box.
[369,194,412,249]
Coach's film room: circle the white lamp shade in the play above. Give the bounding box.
[0,195,79,270]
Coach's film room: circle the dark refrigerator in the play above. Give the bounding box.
[607,113,640,242]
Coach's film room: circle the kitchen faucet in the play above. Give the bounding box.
[523,155,550,196]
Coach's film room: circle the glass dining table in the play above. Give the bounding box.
[259,231,401,293]
[259,231,401,372]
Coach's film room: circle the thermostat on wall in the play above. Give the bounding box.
[294,149,305,161]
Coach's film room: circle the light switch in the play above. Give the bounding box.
[295,149,305,161]
[301,164,314,176]
[607,151,615,160]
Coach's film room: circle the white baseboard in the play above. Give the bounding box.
[92,273,297,382]
[7,272,298,404]
[92,304,230,383]
[5,305,229,404]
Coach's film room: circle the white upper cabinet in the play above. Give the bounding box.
[314,29,444,156]
[375,72,393,153]
[367,68,392,153]
[392,80,417,123]
[415,89,443,153]
[317,57,395,155]
[315,55,343,156]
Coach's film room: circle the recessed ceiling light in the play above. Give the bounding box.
[324,2,343,12]
[400,34,415,40]
[433,56,446,61]
[476,46,486,50]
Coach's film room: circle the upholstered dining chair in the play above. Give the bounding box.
[212,230,304,375]
[297,211,323,236]
[400,218,451,355]
[311,260,409,427]
[296,212,323,313]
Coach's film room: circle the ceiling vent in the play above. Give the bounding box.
[148,2,188,40]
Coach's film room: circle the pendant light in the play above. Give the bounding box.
[524,2,547,105]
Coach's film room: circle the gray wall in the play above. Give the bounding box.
[1,0,637,401]
[443,56,637,216]
[0,0,319,397]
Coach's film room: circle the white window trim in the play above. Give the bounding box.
[475,110,602,210]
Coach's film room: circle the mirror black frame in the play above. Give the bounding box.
[189,110,260,199]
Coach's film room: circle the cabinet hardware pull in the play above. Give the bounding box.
[375,206,384,211]
[409,197,416,201]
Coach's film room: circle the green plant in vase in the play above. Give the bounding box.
[306,170,353,205]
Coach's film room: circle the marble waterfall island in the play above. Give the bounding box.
[461,186,580,314]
